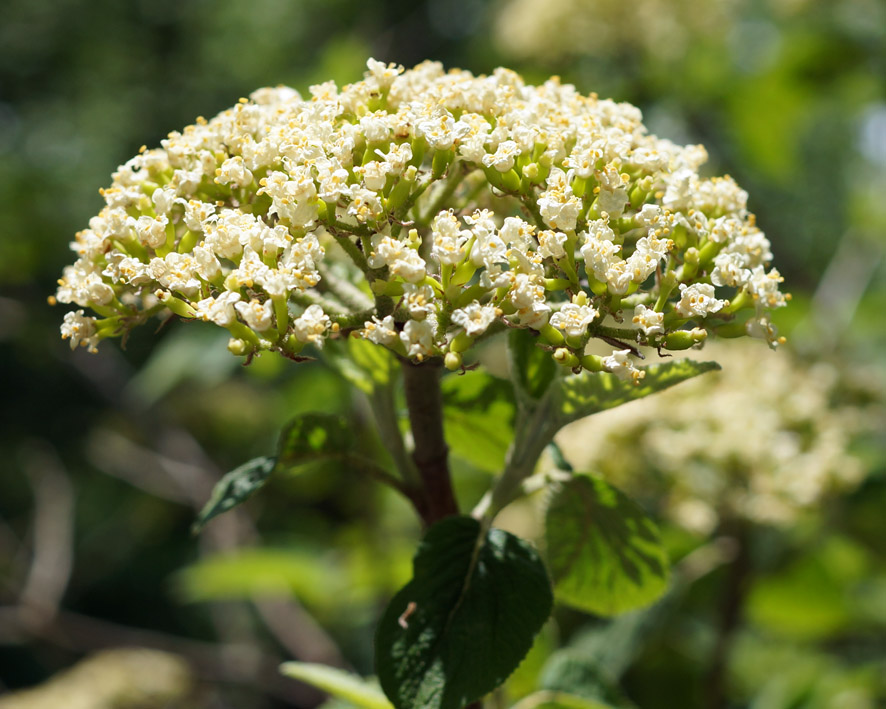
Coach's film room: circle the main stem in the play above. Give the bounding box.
[401,359,459,527]
[401,360,487,709]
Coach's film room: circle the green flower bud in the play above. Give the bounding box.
[664,328,707,350]
[450,332,474,353]
[444,351,463,370]
[553,347,580,368]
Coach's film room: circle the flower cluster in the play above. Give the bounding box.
[555,342,879,531]
[55,59,787,380]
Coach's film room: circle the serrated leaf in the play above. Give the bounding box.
[506,619,558,701]
[550,359,719,429]
[376,516,553,709]
[280,663,394,709]
[442,370,515,473]
[546,474,669,616]
[509,329,559,402]
[192,456,275,533]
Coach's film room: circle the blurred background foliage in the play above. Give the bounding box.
[0,0,884,707]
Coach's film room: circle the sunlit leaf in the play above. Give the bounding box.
[550,360,719,429]
[280,663,394,709]
[509,329,559,402]
[546,474,669,616]
[376,516,553,709]
[323,337,398,394]
[174,548,345,607]
[442,370,515,473]
[510,690,618,709]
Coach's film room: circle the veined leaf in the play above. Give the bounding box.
[551,359,720,429]
[192,456,275,533]
[376,516,553,709]
[509,329,559,402]
[442,370,515,473]
[323,337,398,394]
[546,474,669,616]
[281,663,394,709]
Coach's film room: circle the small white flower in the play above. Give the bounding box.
[293,304,330,346]
[215,156,254,188]
[451,301,497,337]
[60,310,99,352]
[537,230,568,260]
[235,298,274,331]
[632,304,664,337]
[431,211,471,266]
[482,140,520,173]
[550,301,598,338]
[362,315,398,346]
[602,348,645,384]
[675,283,726,319]
[400,318,436,358]
[711,252,750,288]
[196,292,241,326]
[135,215,168,250]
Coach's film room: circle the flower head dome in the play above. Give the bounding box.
[55,59,788,380]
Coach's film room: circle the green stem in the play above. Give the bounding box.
[591,324,640,341]
[418,165,468,227]
[473,395,558,521]
[368,386,422,492]
[329,233,372,275]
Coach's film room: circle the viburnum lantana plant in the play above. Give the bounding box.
[54,59,788,709]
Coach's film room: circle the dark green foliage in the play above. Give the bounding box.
[376,516,553,709]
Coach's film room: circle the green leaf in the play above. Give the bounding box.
[275,412,401,491]
[509,329,559,402]
[173,548,349,609]
[192,456,275,533]
[323,337,398,394]
[280,663,394,709]
[550,359,719,429]
[505,620,558,701]
[542,604,666,687]
[442,370,515,473]
[538,651,632,708]
[545,474,669,616]
[276,413,354,471]
[376,516,553,709]
[510,690,618,709]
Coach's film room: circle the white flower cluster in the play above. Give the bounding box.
[55,59,787,379]
[555,342,879,531]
